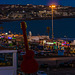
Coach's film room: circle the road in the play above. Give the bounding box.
[44,68,75,75]
[36,56,75,61]
[18,56,75,66]
[36,56,75,66]
[18,56,75,75]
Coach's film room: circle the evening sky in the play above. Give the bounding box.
[0,0,75,7]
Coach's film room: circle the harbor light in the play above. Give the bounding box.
[5,33,8,35]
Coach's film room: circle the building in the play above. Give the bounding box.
[28,31,49,42]
[0,50,17,75]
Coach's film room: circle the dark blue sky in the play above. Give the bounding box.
[0,0,75,7]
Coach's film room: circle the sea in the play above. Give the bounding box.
[0,18,75,38]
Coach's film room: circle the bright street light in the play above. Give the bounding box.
[49,5,56,8]
[49,5,56,39]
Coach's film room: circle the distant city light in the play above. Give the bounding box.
[9,31,11,33]
[43,40,46,43]
[23,10,25,13]
[1,36,4,38]
[53,42,56,44]
[12,37,16,39]
[46,42,54,45]
[59,43,61,45]
[49,5,56,8]
[5,33,8,35]
[8,37,12,39]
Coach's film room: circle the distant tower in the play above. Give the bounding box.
[29,31,32,36]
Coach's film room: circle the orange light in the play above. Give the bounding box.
[49,5,56,8]
[49,6,51,8]
[52,5,56,8]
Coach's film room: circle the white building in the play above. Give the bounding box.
[0,50,17,75]
[28,31,49,41]
[28,35,49,42]
[70,40,75,45]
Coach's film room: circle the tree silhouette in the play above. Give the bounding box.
[0,26,4,33]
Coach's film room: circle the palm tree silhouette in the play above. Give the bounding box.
[0,26,4,33]
[46,27,50,37]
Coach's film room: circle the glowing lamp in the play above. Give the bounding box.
[59,43,61,45]
[62,43,64,46]
[49,5,56,8]
[53,42,56,44]
[46,42,54,45]
[43,40,46,43]
[1,36,4,38]
[12,37,16,39]
[5,33,8,35]
[8,37,12,39]
[64,41,66,44]
[49,4,56,39]
[52,5,56,8]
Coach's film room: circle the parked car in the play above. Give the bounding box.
[37,71,47,75]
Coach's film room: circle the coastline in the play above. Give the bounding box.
[0,16,75,23]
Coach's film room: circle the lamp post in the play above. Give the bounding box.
[49,5,56,39]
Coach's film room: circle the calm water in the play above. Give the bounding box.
[0,18,75,38]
